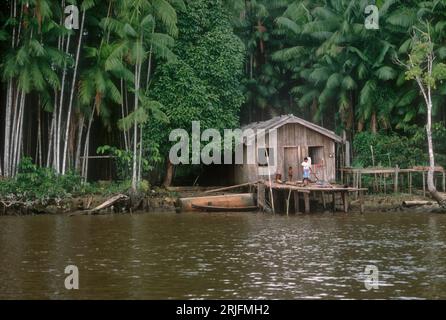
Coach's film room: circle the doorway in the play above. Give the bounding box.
[282,147,302,181]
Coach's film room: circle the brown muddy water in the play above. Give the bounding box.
[1,211,446,300]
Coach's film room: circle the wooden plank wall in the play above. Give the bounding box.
[234,123,337,184]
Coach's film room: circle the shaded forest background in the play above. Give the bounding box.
[1,0,446,188]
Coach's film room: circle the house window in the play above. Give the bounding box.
[258,148,274,166]
[308,146,324,165]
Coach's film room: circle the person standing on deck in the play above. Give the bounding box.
[301,157,312,186]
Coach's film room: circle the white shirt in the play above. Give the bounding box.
[301,162,311,170]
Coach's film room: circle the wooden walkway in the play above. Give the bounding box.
[259,181,367,215]
[339,166,446,196]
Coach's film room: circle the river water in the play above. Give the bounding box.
[1,211,446,300]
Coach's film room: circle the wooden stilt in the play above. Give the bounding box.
[257,182,265,212]
[322,191,326,209]
[401,174,404,193]
[304,193,310,214]
[359,190,364,214]
[294,191,299,214]
[332,192,336,213]
[422,171,426,197]
[286,189,292,216]
[342,191,348,213]
[353,173,358,199]
[394,166,399,193]
[409,172,412,195]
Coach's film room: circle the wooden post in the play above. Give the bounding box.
[294,191,299,214]
[304,193,310,214]
[321,191,326,209]
[342,191,348,213]
[394,166,399,193]
[409,172,412,195]
[422,171,426,197]
[332,192,336,213]
[379,173,382,193]
[286,189,292,216]
[353,172,357,199]
[401,174,404,193]
[257,182,265,212]
[359,190,364,214]
[443,170,446,192]
[266,152,275,214]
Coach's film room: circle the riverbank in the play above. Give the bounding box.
[1,186,445,215]
[0,187,179,216]
[350,193,446,213]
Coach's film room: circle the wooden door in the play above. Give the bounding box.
[284,147,300,182]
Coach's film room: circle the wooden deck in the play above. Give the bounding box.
[259,181,367,215]
[339,166,446,196]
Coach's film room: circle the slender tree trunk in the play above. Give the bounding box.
[74,114,85,172]
[62,9,85,174]
[57,34,72,174]
[37,98,42,166]
[12,90,25,175]
[426,98,446,207]
[46,109,55,168]
[3,80,13,176]
[408,44,446,208]
[132,62,140,191]
[3,0,17,175]
[9,89,20,174]
[82,104,96,182]
[138,125,143,182]
[120,78,129,152]
[371,112,377,133]
[163,159,174,187]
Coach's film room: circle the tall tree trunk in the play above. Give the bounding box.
[163,159,174,187]
[74,114,85,172]
[120,78,129,152]
[371,112,377,133]
[56,34,72,174]
[82,104,96,182]
[37,97,42,166]
[3,80,13,176]
[426,100,446,207]
[62,9,86,174]
[132,62,140,191]
[357,118,364,133]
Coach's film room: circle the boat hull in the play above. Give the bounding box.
[178,193,256,212]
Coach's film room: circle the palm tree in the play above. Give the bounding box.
[274,0,407,135]
[2,0,64,176]
[78,41,129,181]
[104,0,179,191]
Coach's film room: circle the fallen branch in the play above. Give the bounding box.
[87,194,129,214]
[402,200,433,207]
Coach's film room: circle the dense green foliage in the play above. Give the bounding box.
[1,0,446,191]
[0,158,89,202]
[147,0,245,161]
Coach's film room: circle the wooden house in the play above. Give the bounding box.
[234,114,343,184]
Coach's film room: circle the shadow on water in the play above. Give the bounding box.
[1,211,446,299]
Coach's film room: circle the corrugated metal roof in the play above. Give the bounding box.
[241,114,343,143]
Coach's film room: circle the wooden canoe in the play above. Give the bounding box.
[178,193,256,212]
[192,204,258,212]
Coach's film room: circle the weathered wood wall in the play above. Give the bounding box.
[234,123,336,184]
